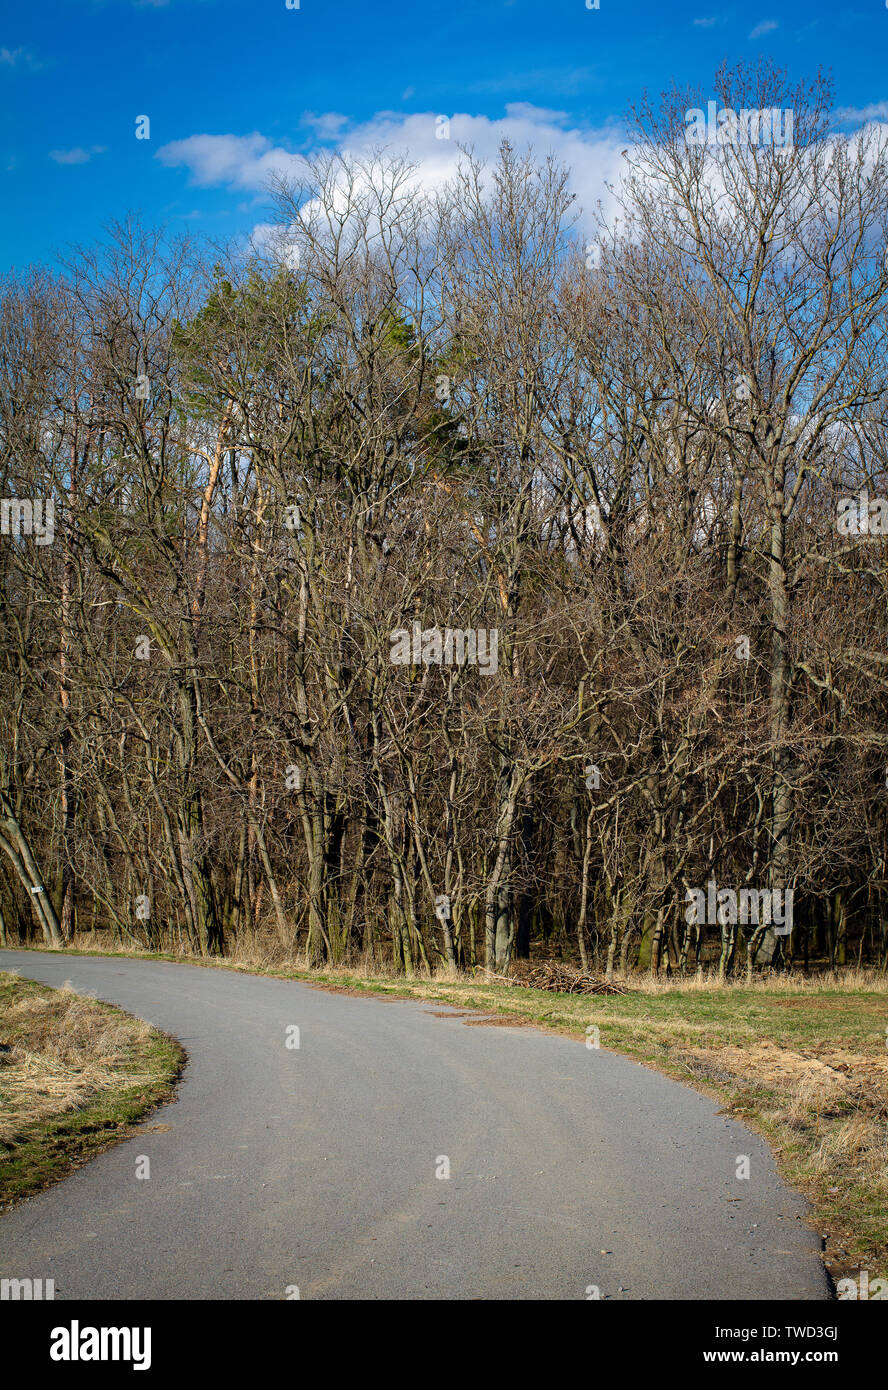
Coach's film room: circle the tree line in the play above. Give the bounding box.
[3,62,888,978]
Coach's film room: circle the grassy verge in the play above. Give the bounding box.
[7,940,888,1291]
[0,970,184,1211]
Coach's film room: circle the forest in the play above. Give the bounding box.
[3,62,888,981]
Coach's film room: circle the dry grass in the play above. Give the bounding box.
[0,971,183,1208]
[62,927,888,993]
[1,982,158,1144]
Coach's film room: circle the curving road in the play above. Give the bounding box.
[0,950,829,1300]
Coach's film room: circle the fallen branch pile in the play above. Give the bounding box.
[483,961,632,996]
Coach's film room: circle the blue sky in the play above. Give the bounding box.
[0,0,884,271]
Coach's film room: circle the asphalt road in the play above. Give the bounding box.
[0,950,829,1300]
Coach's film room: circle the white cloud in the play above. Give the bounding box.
[749,19,778,38]
[833,102,888,126]
[693,17,717,27]
[155,133,300,189]
[0,46,40,69]
[250,221,302,271]
[157,106,627,235]
[49,145,107,165]
[301,112,349,140]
